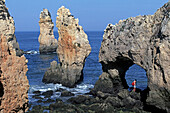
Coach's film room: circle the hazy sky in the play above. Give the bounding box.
[6,0,168,31]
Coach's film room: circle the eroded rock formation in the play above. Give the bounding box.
[43,6,91,87]
[38,9,57,54]
[92,2,170,112]
[0,0,23,56]
[0,0,29,112]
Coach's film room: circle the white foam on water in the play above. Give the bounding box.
[25,50,39,55]
[29,83,94,96]
[29,83,57,93]
[28,82,94,106]
[72,84,94,94]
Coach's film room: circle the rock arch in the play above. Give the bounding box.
[92,2,170,112]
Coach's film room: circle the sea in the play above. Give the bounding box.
[15,31,147,106]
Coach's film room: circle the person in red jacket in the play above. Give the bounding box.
[132,79,137,92]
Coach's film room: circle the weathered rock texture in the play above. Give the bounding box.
[92,2,170,112]
[43,6,91,87]
[38,9,57,54]
[0,0,29,112]
[0,0,23,56]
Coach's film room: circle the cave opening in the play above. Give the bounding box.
[125,64,148,91]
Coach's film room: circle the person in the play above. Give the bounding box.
[132,79,137,92]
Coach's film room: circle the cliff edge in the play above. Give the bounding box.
[0,0,29,112]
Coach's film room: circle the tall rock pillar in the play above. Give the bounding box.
[38,9,57,54]
[43,6,91,87]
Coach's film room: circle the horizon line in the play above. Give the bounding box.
[15,30,104,32]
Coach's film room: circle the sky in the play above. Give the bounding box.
[6,0,169,32]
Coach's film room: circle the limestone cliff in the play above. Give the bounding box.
[0,0,23,56]
[38,9,57,54]
[92,2,170,112]
[0,0,29,112]
[43,6,91,87]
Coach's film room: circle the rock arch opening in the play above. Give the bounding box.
[125,64,148,91]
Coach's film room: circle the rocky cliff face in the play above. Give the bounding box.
[0,0,29,112]
[0,0,23,56]
[43,6,91,87]
[92,2,170,112]
[38,9,57,54]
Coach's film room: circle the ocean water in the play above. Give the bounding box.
[15,31,147,106]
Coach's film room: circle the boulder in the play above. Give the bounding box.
[49,99,84,113]
[130,91,141,100]
[117,89,130,99]
[55,88,66,92]
[43,6,91,87]
[43,99,55,103]
[60,90,75,97]
[68,95,91,104]
[27,105,49,113]
[0,1,29,112]
[42,90,53,98]
[38,9,57,54]
[32,95,43,100]
[105,96,123,108]
[92,2,170,112]
[96,91,112,99]
[91,72,123,95]
[33,90,41,95]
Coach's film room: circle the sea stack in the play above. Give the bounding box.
[0,1,23,56]
[38,9,57,54]
[43,6,91,87]
[91,2,170,112]
[0,0,29,112]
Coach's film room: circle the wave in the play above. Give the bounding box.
[24,50,39,55]
[28,83,94,100]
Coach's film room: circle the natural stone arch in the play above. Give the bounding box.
[100,56,134,90]
[92,2,170,112]
[92,56,148,94]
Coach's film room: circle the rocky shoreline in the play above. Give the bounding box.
[31,2,170,113]
[0,0,169,113]
[27,88,152,113]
